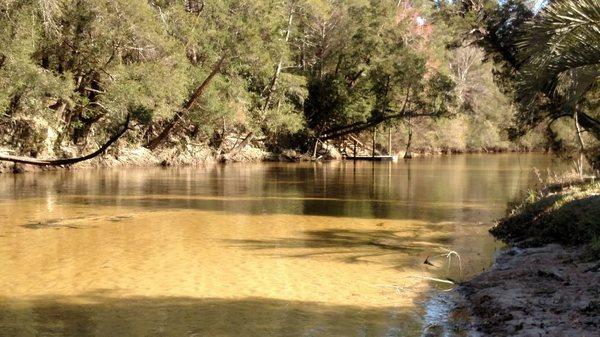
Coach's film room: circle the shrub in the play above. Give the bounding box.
[491,181,600,253]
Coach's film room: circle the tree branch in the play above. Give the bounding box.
[576,111,600,140]
[0,114,131,167]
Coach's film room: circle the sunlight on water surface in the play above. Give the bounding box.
[0,154,562,336]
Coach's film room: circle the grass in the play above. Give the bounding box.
[490,178,600,258]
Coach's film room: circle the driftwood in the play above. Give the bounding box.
[0,114,131,167]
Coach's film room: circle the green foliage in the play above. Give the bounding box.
[516,0,600,98]
[471,0,600,167]
[297,0,463,143]
[0,0,543,157]
[129,105,153,125]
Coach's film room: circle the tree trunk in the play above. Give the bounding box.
[575,111,600,171]
[404,118,413,159]
[0,114,131,167]
[577,111,600,141]
[388,127,392,155]
[319,109,436,142]
[220,132,254,162]
[145,52,228,150]
[230,7,294,157]
[312,138,320,159]
[261,8,293,114]
[372,127,376,158]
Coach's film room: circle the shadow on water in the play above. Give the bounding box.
[225,228,453,270]
[32,195,494,222]
[0,294,421,337]
[0,155,562,337]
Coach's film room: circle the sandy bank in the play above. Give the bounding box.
[455,244,599,336]
[0,143,537,174]
[0,144,273,174]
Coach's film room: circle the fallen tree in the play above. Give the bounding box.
[0,114,131,167]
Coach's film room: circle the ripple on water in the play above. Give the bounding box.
[0,155,560,336]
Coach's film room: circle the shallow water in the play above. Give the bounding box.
[0,154,561,336]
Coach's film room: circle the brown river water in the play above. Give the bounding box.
[0,154,561,336]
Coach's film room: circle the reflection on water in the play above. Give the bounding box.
[0,154,561,336]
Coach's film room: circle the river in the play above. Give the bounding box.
[0,154,561,336]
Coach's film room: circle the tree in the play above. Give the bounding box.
[0,0,188,155]
[221,0,307,160]
[297,0,456,150]
[480,0,600,168]
[0,0,544,166]
[144,0,287,150]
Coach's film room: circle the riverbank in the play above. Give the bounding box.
[453,179,600,336]
[0,144,267,174]
[0,142,537,174]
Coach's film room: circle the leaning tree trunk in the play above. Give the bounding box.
[145,52,228,150]
[220,132,254,162]
[574,111,587,176]
[224,7,294,159]
[261,8,293,114]
[577,111,600,142]
[575,111,600,170]
[404,117,413,159]
[0,114,131,167]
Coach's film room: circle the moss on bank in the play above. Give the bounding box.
[490,179,600,257]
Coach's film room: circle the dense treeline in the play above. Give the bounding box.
[0,0,598,167]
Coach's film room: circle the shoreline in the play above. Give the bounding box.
[428,178,600,337]
[0,145,541,174]
[451,243,599,337]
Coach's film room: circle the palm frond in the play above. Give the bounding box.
[517,0,600,102]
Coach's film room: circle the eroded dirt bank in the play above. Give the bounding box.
[454,244,599,337]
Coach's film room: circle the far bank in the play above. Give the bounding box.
[0,141,543,174]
